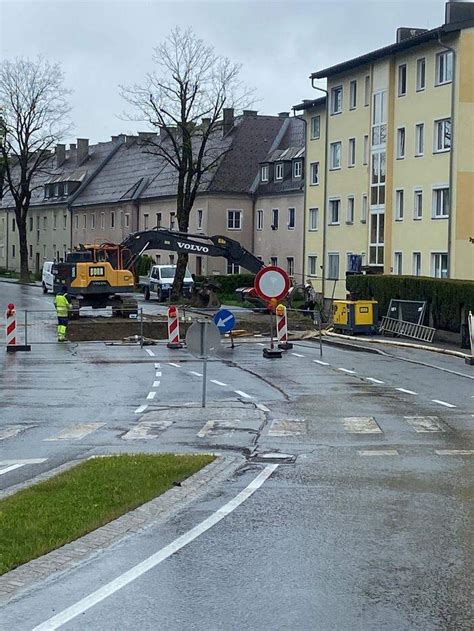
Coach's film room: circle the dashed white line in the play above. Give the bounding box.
[435,449,474,456]
[396,388,418,395]
[313,360,329,366]
[169,362,181,368]
[0,458,48,466]
[152,380,161,388]
[44,423,105,441]
[190,371,203,377]
[292,353,305,358]
[234,390,252,399]
[134,405,148,414]
[256,342,265,346]
[358,449,399,457]
[146,392,156,400]
[431,399,456,408]
[344,417,382,434]
[154,363,161,369]
[0,463,25,476]
[155,372,162,377]
[256,403,270,413]
[145,348,155,357]
[366,377,384,384]
[405,416,445,433]
[210,380,227,387]
[338,368,356,374]
[32,465,278,631]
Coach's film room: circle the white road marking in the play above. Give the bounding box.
[155,371,162,377]
[189,371,203,377]
[145,348,155,357]
[0,424,35,441]
[396,388,418,395]
[404,416,445,433]
[313,360,329,366]
[122,421,172,440]
[152,380,161,388]
[197,421,217,438]
[256,342,265,346]
[44,423,105,441]
[358,449,399,456]
[435,449,474,456]
[146,391,156,400]
[366,377,384,384]
[154,363,161,369]
[0,458,47,466]
[32,465,278,631]
[0,463,25,476]
[338,368,356,374]
[256,403,270,413]
[134,405,148,415]
[169,362,181,368]
[210,380,227,386]
[268,419,306,436]
[234,390,252,399]
[431,399,456,408]
[292,353,305,358]
[343,417,382,434]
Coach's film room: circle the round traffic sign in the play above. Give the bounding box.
[185,320,222,358]
[254,266,290,302]
[213,308,236,333]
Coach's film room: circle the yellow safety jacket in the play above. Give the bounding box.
[54,294,70,318]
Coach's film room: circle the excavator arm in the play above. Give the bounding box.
[118,228,265,274]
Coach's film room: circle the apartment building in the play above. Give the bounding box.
[297,0,474,301]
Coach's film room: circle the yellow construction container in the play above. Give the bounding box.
[333,300,378,335]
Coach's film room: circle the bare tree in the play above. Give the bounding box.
[121,27,253,298]
[0,57,72,281]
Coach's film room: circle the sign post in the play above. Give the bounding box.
[185,320,222,407]
[254,266,290,359]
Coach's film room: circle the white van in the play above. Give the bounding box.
[141,265,194,301]
[42,261,55,293]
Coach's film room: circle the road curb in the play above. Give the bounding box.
[0,454,242,604]
[0,277,40,287]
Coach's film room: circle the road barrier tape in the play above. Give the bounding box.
[167,305,182,349]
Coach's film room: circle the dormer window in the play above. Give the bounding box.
[293,161,302,178]
[261,164,269,182]
[275,163,284,180]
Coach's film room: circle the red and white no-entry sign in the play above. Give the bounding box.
[254,266,290,302]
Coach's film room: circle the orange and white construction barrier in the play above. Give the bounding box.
[276,303,293,350]
[167,305,182,349]
[6,303,16,348]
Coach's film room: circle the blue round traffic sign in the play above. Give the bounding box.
[213,308,236,333]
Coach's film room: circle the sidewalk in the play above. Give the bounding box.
[0,276,41,287]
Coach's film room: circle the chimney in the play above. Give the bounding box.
[278,112,290,118]
[202,118,211,128]
[76,138,89,164]
[445,1,474,24]
[138,131,156,140]
[223,108,234,135]
[55,144,66,167]
[396,27,427,42]
[243,110,258,117]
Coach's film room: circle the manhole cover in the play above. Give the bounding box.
[249,452,296,464]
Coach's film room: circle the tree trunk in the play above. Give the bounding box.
[171,252,189,301]
[17,212,30,283]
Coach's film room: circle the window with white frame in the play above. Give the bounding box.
[43,216,47,230]
[53,213,57,230]
[83,214,87,229]
[436,51,453,85]
[100,213,105,230]
[256,209,263,231]
[125,213,130,228]
[90,213,95,230]
[310,162,320,185]
[75,215,79,230]
[369,211,385,266]
[275,163,284,180]
[111,211,115,228]
[286,257,295,276]
[398,64,407,96]
[156,212,162,228]
[288,207,295,230]
[270,256,278,266]
[328,253,339,280]
[63,214,67,229]
[227,209,242,229]
[431,252,448,278]
[364,75,370,106]
[394,251,403,275]
[396,127,406,159]
[328,199,341,224]
[308,255,318,276]
[349,80,357,109]
[330,86,343,114]
[361,194,368,223]
[197,209,203,230]
[311,115,320,139]
[227,262,240,275]
[170,212,176,230]
[434,118,451,152]
[432,187,449,218]
[143,213,149,230]
[308,207,319,231]
[363,135,369,165]
[346,196,355,223]
[415,123,424,156]
[395,189,404,220]
[293,161,302,178]
[329,142,341,169]
[261,165,269,182]
[348,138,356,167]
[414,189,423,219]
[272,208,279,230]
[416,58,426,91]
[412,252,421,276]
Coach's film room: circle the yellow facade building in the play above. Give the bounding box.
[296,1,474,302]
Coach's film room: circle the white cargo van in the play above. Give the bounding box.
[140,265,194,301]
[42,261,55,293]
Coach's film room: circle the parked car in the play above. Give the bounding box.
[139,265,194,301]
[42,261,55,294]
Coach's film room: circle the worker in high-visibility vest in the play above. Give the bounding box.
[54,286,71,342]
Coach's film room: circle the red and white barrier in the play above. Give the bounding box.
[276,304,293,350]
[167,305,183,349]
[6,303,16,348]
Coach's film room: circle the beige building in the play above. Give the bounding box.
[297,0,474,302]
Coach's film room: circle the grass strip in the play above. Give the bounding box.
[0,453,214,575]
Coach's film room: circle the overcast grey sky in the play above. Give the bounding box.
[1,0,447,144]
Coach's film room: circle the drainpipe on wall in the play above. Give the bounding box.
[5,207,10,271]
[437,32,456,279]
[311,79,329,300]
[292,110,307,282]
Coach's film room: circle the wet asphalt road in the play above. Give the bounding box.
[1,282,473,630]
